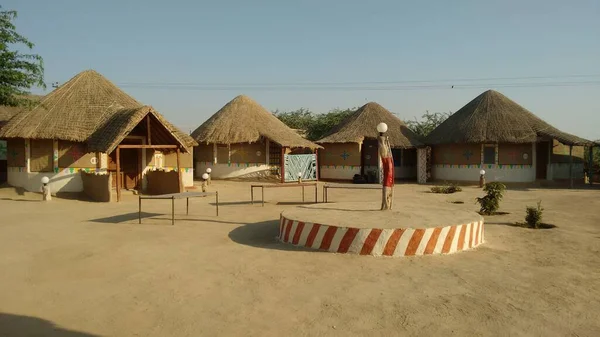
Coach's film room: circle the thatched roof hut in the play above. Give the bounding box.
[0,95,44,130]
[191,95,321,149]
[317,102,424,148]
[425,90,592,146]
[0,70,196,152]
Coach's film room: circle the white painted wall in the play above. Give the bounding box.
[432,165,535,183]
[319,166,361,180]
[549,163,584,180]
[196,162,271,179]
[395,166,417,179]
[320,165,416,181]
[8,168,83,194]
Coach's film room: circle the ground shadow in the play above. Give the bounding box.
[228,220,323,252]
[0,197,39,202]
[479,211,511,216]
[89,212,162,224]
[208,200,253,206]
[0,313,99,337]
[297,205,380,212]
[486,221,557,229]
[276,201,318,206]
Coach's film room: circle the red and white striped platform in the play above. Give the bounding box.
[279,202,484,257]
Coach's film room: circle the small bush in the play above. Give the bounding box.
[476,182,506,215]
[431,182,462,194]
[525,201,544,228]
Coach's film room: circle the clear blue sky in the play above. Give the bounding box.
[5,0,600,139]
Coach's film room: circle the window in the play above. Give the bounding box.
[30,139,53,172]
[483,145,496,165]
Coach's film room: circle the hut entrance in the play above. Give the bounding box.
[109,138,142,190]
[536,141,549,179]
[0,140,6,183]
[361,139,379,178]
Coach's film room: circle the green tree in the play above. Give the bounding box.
[405,111,451,137]
[0,7,45,107]
[273,107,355,141]
[584,141,600,170]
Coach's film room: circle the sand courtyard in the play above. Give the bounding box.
[0,181,599,337]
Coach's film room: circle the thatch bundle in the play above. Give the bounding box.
[317,102,424,148]
[0,70,196,152]
[426,90,592,146]
[191,95,321,149]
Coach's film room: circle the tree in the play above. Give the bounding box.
[273,107,355,141]
[0,7,45,107]
[405,111,451,137]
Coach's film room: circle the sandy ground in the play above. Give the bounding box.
[283,201,481,229]
[0,180,599,337]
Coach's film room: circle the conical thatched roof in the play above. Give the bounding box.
[316,102,424,148]
[0,95,44,130]
[425,90,592,146]
[191,95,321,149]
[0,70,196,152]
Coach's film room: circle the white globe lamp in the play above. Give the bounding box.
[376,122,388,134]
[202,173,209,180]
[479,169,486,188]
[41,176,51,201]
[206,168,212,173]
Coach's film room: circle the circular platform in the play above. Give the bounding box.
[279,202,484,257]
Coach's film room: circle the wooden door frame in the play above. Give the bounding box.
[536,141,550,180]
[124,136,145,189]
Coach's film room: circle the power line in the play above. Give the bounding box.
[113,73,600,87]
[114,80,600,91]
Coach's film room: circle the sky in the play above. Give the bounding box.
[4,0,600,140]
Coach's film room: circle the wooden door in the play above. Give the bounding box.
[361,139,379,176]
[536,142,549,179]
[108,139,143,190]
[0,160,7,183]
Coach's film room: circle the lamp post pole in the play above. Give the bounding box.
[377,123,394,210]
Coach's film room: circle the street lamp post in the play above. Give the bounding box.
[479,169,486,188]
[41,176,51,201]
[377,122,394,210]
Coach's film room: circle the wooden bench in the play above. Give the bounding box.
[138,191,219,225]
[323,183,382,203]
[251,182,318,207]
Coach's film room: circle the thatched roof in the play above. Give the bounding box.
[316,102,424,148]
[191,95,321,149]
[88,105,197,154]
[0,70,196,152]
[425,90,592,146]
[0,95,44,129]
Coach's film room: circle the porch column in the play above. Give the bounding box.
[213,143,218,164]
[569,145,573,189]
[265,139,270,166]
[417,147,427,184]
[116,146,121,202]
[280,147,285,183]
[53,140,59,173]
[177,147,183,192]
[315,148,319,181]
[531,143,536,181]
[25,139,31,173]
[589,145,594,185]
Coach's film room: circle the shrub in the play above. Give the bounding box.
[476,182,506,215]
[431,182,462,194]
[525,201,544,228]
